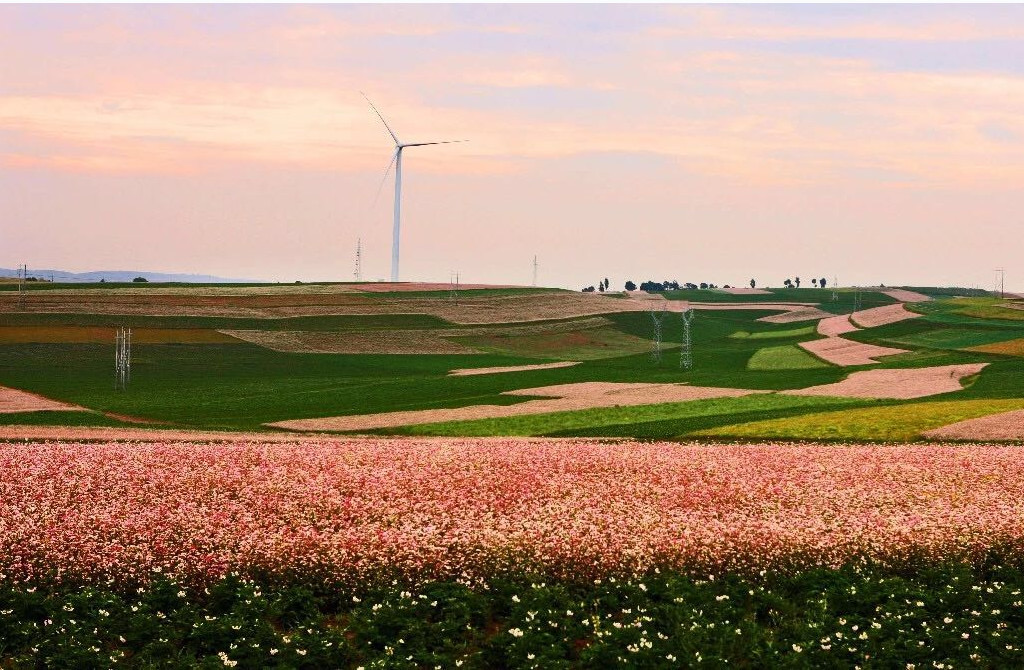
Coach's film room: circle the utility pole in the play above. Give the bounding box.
[532,255,538,287]
[995,268,1005,298]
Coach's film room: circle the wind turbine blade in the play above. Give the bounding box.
[371,149,399,209]
[401,140,469,147]
[361,92,401,145]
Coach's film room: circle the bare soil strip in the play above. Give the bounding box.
[798,337,908,366]
[850,303,921,328]
[0,426,315,442]
[784,363,987,400]
[758,307,835,324]
[883,289,933,302]
[924,408,1024,441]
[817,315,858,336]
[0,386,86,413]
[269,382,763,432]
[448,362,581,376]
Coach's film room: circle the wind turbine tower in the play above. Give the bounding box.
[363,93,466,282]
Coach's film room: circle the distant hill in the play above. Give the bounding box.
[0,268,259,283]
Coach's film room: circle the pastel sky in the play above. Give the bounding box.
[2,4,1023,290]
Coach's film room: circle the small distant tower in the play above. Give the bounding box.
[831,276,838,302]
[354,238,363,282]
[532,255,538,287]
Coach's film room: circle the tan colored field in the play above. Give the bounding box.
[924,408,1024,441]
[269,382,762,432]
[784,363,986,400]
[448,361,581,376]
[850,303,921,328]
[220,317,643,355]
[883,289,933,302]
[0,326,237,344]
[0,386,85,413]
[798,337,908,366]
[816,315,858,336]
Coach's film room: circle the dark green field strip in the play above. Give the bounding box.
[0,344,630,430]
[0,410,132,427]
[0,312,454,331]
[367,394,871,438]
[908,286,995,298]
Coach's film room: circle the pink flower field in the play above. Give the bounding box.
[2,438,1023,589]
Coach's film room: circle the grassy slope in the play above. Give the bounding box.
[0,410,131,427]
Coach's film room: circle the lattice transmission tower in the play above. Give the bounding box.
[853,286,863,312]
[679,308,695,370]
[532,255,538,287]
[831,276,838,302]
[649,305,667,363]
[114,327,131,391]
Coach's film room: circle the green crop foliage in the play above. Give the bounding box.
[729,325,816,340]
[5,565,1024,668]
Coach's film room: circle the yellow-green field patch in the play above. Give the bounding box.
[747,345,830,370]
[693,398,1024,441]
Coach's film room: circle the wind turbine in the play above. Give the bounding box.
[363,93,466,282]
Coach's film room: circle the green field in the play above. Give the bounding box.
[746,345,830,370]
[1,286,1023,440]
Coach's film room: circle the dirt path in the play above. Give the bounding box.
[0,386,86,413]
[448,362,581,376]
[924,408,1024,441]
[0,426,316,442]
[269,382,763,432]
[784,363,986,400]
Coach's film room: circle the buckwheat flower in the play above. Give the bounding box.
[509,628,524,638]
[792,644,803,653]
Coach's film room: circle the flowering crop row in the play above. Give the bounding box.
[2,439,1024,588]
